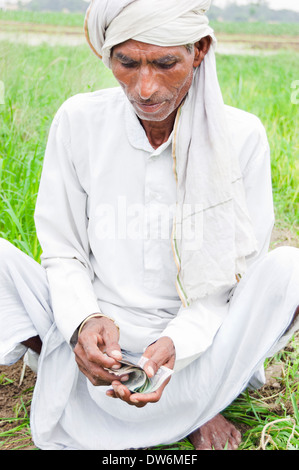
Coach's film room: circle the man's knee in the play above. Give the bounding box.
[267,246,299,273]
[242,246,299,301]
[262,246,299,296]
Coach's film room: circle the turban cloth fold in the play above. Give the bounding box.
[84,0,257,306]
[85,0,215,67]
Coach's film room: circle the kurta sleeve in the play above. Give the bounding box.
[159,116,275,372]
[34,106,102,346]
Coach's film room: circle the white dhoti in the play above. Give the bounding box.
[0,237,298,450]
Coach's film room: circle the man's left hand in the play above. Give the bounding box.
[106,336,175,408]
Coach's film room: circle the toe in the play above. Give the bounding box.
[231,428,242,447]
[228,430,241,450]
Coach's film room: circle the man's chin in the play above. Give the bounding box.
[133,105,175,123]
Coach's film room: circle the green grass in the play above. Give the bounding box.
[223,336,299,450]
[0,389,35,450]
[217,52,299,233]
[0,9,85,27]
[0,30,298,450]
[0,41,117,259]
[0,42,297,258]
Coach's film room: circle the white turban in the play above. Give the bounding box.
[84,0,257,306]
[85,0,215,67]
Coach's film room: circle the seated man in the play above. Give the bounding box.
[0,0,298,451]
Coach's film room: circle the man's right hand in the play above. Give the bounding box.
[74,315,123,386]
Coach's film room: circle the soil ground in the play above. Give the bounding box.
[0,360,36,450]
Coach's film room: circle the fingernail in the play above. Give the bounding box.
[147,366,155,377]
[130,396,139,403]
[120,374,129,382]
[138,356,148,369]
[111,364,121,370]
[111,350,122,360]
[113,385,124,397]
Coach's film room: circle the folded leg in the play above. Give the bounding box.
[0,238,53,366]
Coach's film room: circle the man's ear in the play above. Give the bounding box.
[193,36,212,68]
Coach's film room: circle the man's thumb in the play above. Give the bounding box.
[105,344,122,362]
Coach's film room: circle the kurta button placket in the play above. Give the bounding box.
[143,137,175,290]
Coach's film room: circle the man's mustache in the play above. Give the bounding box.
[128,94,171,106]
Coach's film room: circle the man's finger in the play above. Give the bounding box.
[76,359,115,386]
[78,316,121,365]
[78,332,120,369]
[129,377,171,405]
[110,382,147,408]
[104,343,122,362]
[141,341,175,377]
[76,351,125,385]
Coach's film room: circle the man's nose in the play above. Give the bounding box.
[135,67,159,100]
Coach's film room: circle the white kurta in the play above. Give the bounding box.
[1,87,298,450]
[34,86,274,369]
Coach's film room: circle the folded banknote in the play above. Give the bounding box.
[107,352,173,394]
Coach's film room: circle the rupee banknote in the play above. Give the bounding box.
[106,352,173,394]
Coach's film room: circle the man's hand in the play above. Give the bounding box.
[74,316,124,386]
[106,336,175,408]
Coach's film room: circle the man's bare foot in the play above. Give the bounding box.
[188,414,242,450]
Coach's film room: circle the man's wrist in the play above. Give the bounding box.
[78,313,119,336]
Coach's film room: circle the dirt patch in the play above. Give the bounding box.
[0,360,36,450]
[217,32,299,52]
[271,225,299,249]
[0,360,35,420]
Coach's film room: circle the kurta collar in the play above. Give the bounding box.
[124,97,173,157]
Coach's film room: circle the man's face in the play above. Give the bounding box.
[111,40,198,122]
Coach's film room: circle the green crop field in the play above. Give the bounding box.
[0,10,298,451]
[1,10,299,36]
[0,42,298,259]
[0,9,85,27]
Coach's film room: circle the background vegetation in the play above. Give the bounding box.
[7,0,299,22]
[0,21,298,258]
[0,7,298,450]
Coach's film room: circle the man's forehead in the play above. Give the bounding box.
[112,39,187,57]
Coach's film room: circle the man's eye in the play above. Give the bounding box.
[157,62,176,69]
[121,62,138,68]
